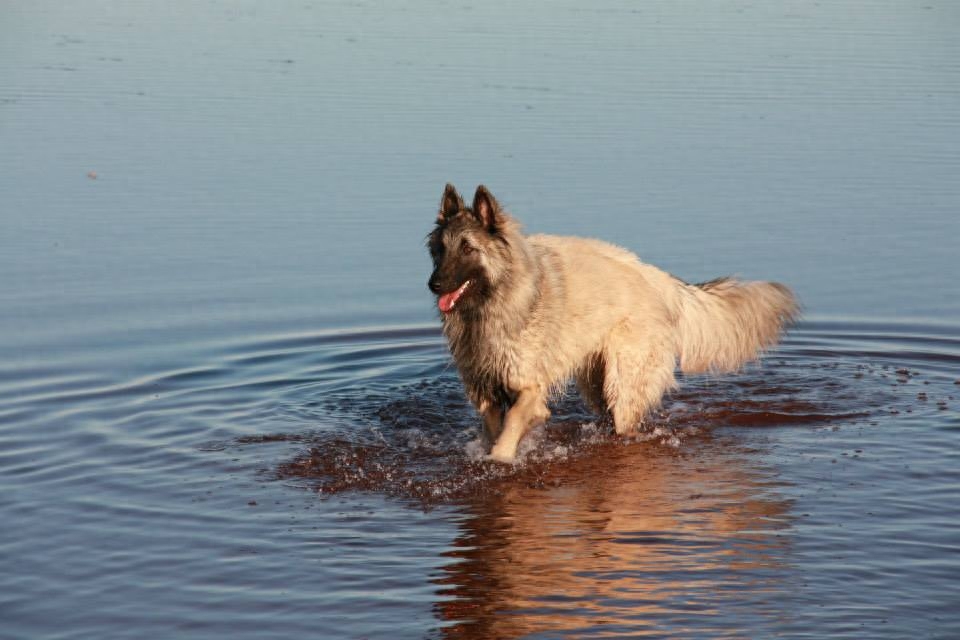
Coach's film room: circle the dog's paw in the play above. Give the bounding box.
[486,446,518,464]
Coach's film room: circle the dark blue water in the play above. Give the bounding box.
[2,1,958,638]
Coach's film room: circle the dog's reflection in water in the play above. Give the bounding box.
[433,435,793,638]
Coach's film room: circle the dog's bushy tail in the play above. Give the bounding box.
[676,277,799,374]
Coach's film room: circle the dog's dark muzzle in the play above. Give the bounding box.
[428,272,442,294]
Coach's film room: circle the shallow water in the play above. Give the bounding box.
[2,1,959,638]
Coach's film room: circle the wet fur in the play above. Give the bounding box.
[428,184,800,463]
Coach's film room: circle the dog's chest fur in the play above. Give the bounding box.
[441,243,568,399]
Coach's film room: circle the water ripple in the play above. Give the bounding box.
[2,318,957,639]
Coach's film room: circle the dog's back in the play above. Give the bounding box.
[528,233,797,374]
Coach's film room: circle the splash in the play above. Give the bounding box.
[264,357,889,506]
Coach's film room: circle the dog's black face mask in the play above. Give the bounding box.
[428,222,486,314]
[427,184,502,315]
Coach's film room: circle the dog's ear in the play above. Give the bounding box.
[438,183,464,224]
[472,185,502,232]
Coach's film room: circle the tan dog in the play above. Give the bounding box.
[428,184,799,462]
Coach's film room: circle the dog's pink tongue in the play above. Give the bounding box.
[438,282,468,314]
[438,290,460,314]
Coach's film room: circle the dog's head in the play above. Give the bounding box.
[427,184,511,315]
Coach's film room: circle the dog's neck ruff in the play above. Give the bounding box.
[440,228,545,384]
[443,261,541,351]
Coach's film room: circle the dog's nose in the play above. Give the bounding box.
[428,275,441,294]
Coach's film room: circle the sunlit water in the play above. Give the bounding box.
[2,1,958,638]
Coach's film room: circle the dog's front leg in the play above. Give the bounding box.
[488,388,549,463]
[476,398,504,445]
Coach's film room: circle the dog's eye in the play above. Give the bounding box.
[461,244,475,256]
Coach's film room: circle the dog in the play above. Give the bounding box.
[427,184,799,463]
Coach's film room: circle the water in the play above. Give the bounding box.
[1,1,958,638]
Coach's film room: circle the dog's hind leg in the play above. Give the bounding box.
[603,321,677,435]
[575,353,607,415]
[488,388,550,463]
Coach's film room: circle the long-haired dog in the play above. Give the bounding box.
[428,184,799,462]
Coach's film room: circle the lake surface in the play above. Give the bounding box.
[2,1,958,638]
